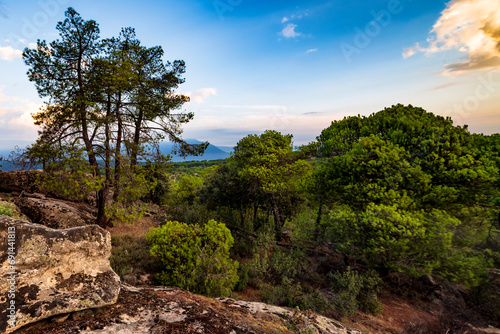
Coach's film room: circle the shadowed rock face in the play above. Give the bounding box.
[0,216,120,334]
[0,170,41,193]
[13,196,96,228]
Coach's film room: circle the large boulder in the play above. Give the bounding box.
[0,216,120,333]
[0,170,41,193]
[14,196,96,228]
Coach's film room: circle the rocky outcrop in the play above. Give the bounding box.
[13,195,96,228]
[0,170,41,193]
[14,284,364,334]
[0,216,120,334]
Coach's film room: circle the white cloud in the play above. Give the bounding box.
[185,88,217,104]
[306,48,318,54]
[282,17,288,23]
[404,0,500,73]
[0,103,41,142]
[28,42,37,49]
[0,87,41,142]
[281,23,301,38]
[0,45,22,60]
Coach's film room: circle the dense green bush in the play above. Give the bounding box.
[141,161,171,205]
[323,204,490,287]
[269,247,307,280]
[329,267,383,316]
[146,219,239,297]
[260,277,330,313]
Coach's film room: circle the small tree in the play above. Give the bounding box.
[146,219,239,297]
[231,130,310,237]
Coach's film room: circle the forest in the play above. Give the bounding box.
[6,7,500,330]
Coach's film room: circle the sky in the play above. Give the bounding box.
[0,0,499,150]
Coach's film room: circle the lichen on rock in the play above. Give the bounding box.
[0,215,120,334]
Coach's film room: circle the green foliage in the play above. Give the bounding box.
[0,202,14,217]
[141,159,172,205]
[232,130,310,236]
[259,276,304,308]
[312,105,499,288]
[329,267,383,316]
[245,228,275,283]
[284,207,317,244]
[146,219,239,297]
[235,262,250,291]
[470,274,500,321]
[110,235,162,285]
[106,165,153,223]
[260,277,330,313]
[318,136,430,210]
[35,146,104,202]
[324,204,489,286]
[269,247,307,280]
[316,104,498,212]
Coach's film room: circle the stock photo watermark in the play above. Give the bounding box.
[269,107,290,131]
[340,0,406,64]
[213,0,242,21]
[6,225,17,328]
[5,0,69,49]
[445,72,500,124]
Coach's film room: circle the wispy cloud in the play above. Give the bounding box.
[430,82,459,91]
[214,105,288,111]
[0,46,22,61]
[404,0,500,73]
[281,17,289,23]
[0,91,41,142]
[185,88,217,104]
[306,48,318,54]
[0,1,9,19]
[281,23,302,39]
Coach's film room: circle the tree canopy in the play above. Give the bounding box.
[22,7,205,226]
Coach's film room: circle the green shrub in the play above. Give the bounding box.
[260,276,303,307]
[0,202,14,217]
[141,161,171,205]
[246,228,275,284]
[146,219,239,297]
[296,287,330,313]
[269,247,307,280]
[260,277,330,313]
[110,235,162,285]
[235,262,250,291]
[329,267,383,316]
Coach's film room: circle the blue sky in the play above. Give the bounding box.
[0,0,499,150]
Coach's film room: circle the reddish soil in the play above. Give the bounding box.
[106,215,160,238]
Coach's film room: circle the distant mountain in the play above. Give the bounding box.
[0,139,231,171]
[216,146,234,154]
[158,139,231,162]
